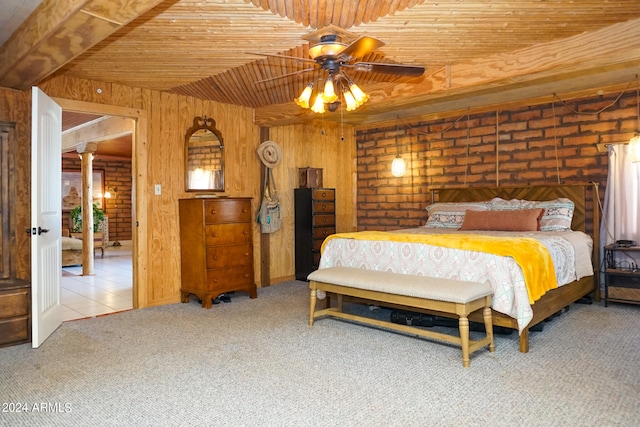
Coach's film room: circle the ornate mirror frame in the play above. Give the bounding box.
[184,116,224,192]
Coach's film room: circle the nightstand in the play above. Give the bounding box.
[604,244,640,306]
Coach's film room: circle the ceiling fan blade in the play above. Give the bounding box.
[337,36,385,61]
[246,52,316,64]
[255,68,318,84]
[349,62,425,77]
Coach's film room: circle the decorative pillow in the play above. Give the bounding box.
[535,199,575,231]
[488,198,574,231]
[425,202,489,229]
[460,208,544,231]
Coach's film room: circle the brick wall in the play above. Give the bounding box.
[62,154,133,242]
[355,91,636,232]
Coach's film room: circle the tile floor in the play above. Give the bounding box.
[61,242,133,321]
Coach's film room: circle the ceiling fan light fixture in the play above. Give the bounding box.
[308,42,346,59]
[321,77,338,103]
[327,101,341,113]
[293,33,389,113]
[308,35,347,60]
[295,83,314,109]
[261,30,423,114]
[310,94,326,113]
[296,77,368,113]
[343,89,358,111]
[348,80,369,105]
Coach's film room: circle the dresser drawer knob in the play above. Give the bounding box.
[212,232,218,237]
[210,210,218,215]
[244,252,249,257]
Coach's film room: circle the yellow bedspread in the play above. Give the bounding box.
[321,231,557,303]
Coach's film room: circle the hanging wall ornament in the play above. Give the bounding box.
[256,140,282,169]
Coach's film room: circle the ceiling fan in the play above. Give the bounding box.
[251,27,426,113]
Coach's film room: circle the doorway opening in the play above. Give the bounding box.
[53,97,148,319]
[60,112,134,320]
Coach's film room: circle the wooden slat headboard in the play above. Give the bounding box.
[431,184,593,232]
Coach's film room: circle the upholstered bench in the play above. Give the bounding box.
[307,266,495,367]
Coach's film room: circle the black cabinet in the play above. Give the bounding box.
[604,244,640,306]
[295,188,335,281]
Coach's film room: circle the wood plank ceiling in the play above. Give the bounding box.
[3,0,640,128]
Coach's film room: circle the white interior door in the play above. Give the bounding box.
[31,87,62,348]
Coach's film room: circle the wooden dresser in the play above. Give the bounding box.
[294,188,336,280]
[0,279,31,348]
[179,197,257,308]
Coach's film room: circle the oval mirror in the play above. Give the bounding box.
[185,116,224,192]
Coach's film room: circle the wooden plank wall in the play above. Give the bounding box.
[268,121,357,282]
[0,76,356,308]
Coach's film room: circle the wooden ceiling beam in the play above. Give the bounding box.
[0,0,167,90]
[62,115,132,152]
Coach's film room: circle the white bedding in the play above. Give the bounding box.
[318,228,593,332]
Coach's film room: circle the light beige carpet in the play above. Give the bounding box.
[0,281,638,426]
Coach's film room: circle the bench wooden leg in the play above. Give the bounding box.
[483,305,495,353]
[459,316,470,368]
[309,286,317,327]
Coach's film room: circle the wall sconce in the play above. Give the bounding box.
[391,156,406,177]
[391,120,406,177]
[104,186,121,246]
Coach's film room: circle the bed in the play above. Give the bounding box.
[318,183,600,353]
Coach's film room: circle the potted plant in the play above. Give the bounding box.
[70,203,105,232]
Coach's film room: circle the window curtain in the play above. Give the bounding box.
[600,143,640,275]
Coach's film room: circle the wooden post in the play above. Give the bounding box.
[259,127,270,287]
[77,142,98,276]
